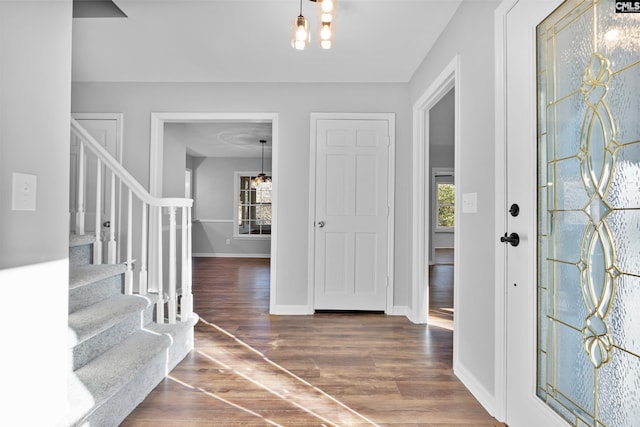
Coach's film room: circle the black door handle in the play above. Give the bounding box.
[500,232,520,247]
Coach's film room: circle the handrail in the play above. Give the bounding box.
[71,118,192,209]
[70,117,193,324]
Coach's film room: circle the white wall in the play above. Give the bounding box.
[191,156,272,257]
[410,0,500,412]
[0,1,72,424]
[71,83,411,309]
[163,123,187,198]
[429,88,455,256]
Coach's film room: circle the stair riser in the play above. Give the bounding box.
[72,302,155,370]
[69,275,122,313]
[69,243,92,267]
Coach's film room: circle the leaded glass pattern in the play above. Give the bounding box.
[537,1,640,425]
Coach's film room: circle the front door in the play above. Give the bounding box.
[312,116,392,311]
[505,1,640,426]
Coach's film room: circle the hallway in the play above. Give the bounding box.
[122,257,502,426]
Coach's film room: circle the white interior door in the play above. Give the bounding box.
[504,1,640,426]
[313,118,391,311]
[70,116,121,260]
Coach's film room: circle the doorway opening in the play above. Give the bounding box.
[411,56,460,335]
[149,112,279,313]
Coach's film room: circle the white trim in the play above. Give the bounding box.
[410,55,460,327]
[454,362,497,419]
[308,112,396,315]
[493,1,514,421]
[193,253,270,259]
[72,113,124,164]
[390,305,410,317]
[270,304,314,315]
[148,112,280,313]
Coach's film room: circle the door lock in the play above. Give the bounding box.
[509,203,520,217]
[500,232,520,247]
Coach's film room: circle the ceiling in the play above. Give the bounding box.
[71,0,463,83]
[168,122,273,158]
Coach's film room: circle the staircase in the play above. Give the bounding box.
[66,233,197,426]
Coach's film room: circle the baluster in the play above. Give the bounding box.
[167,206,177,324]
[76,140,85,235]
[156,206,164,323]
[139,202,148,295]
[107,171,117,263]
[124,189,133,294]
[93,158,103,264]
[180,206,193,321]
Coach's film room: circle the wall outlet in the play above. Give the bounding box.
[226,238,231,245]
[12,172,37,211]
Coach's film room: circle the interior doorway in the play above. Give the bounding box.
[149,112,279,312]
[411,56,460,329]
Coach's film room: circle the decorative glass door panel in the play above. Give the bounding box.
[537,1,640,426]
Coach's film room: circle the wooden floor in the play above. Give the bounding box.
[122,257,503,426]
[428,248,454,330]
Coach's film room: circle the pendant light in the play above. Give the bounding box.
[291,0,310,50]
[253,140,271,187]
[291,0,337,50]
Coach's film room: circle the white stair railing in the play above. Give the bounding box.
[70,118,193,324]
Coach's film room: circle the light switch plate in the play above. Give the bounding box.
[462,192,477,214]
[12,172,37,211]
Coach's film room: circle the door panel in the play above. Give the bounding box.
[506,1,640,426]
[314,119,389,311]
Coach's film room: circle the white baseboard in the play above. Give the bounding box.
[269,305,313,315]
[193,253,271,259]
[454,360,496,418]
[390,305,410,317]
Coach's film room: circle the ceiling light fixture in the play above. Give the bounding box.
[291,0,336,50]
[291,0,310,50]
[253,140,272,186]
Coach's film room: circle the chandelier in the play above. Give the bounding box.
[252,140,272,187]
[291,0,337,50]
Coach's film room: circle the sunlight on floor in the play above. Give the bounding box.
[168,317,381,426]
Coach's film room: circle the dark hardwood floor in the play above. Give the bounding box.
[122,257,503,426]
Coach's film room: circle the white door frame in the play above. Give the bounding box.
[307,112,396,314]
[494,1,566,423]
[149,112,279,312]
[410,55,461,326]
[72,112,124,163]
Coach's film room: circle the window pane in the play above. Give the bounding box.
[437,183,455,227]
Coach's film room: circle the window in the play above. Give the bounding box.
[234,172,272,238]
[437,182,455,229]
[433,170,455,231]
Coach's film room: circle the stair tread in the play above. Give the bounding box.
[69,263,126,290]
[69,233,96,247]
[70,330,171,406]
[68,294,152,345]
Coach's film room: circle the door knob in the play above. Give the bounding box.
[500,232,520,247]
[317,221,325,228]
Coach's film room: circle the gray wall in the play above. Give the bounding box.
[410,0,500,409]
[0,1,73,424]
[71,83,411,309]
[191,156,272,257]
[429,88,455,258]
